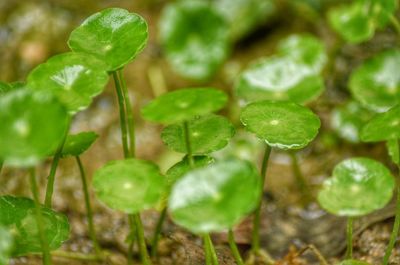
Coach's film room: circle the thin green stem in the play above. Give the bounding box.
[75,156,101,255]
[228,229,244,265]
[205,234,219,265]
[118,69,136,157]
[29,168,52,265]
[112,71,130,158]
[251,144,272,253]
[345,217,353,259]
[0,160,3,175]
[203,234,212,265]
[50,250,105,261]
[151,207,167,257]
[390,15,400,36]
[289,151,311,202]
[127,214,136,265]
[44,127,69,208]
[134,213,152,265]
[183,121,194,168]
[383,185,400,265]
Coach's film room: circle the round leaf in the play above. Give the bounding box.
[61,131,99,157]
[0,226,13,265]
[159,1,230,80]
[235,56,324,104]
[240,101,321,149]
[93,159,166,214]
[141,88,228,124]
[169,158,261,233]
[277,33,327,73]
[27,52,109,114]
[0,196,70,256]
[161,114,235,154]
[350,49,400,112]
[0,90,69,167]
[318,158,394,217]
[331,101,374,143]
[68,8,148,71]
[361,105,400,142]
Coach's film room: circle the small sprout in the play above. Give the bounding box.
[0,89,69,167]
[350,49,400,112]
[159,1,230,80]
[361,105,400,142]
[331,100,374,143]
[27,52,109,114]
[276,34,327,73]
[161,114,235,154]
[61,131,99,157]
[240,101,321,150]
[93,159,166,214]
[141,88,228,124]
[339,260,371,265]
[386,139,399,165]
[318,158,394,216]
[0,195,70,256]
[169,158,261,234]
[0,226,13,265]
[68,8,148,72]
[213,0,276,40]
[328,0,397,43]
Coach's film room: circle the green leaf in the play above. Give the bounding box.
[386,139,399,165]
[68,8,148,71]
[235,56,324,104]
[159,1,230,80]
[318,158,394,217]
[0,90,69,167]
[169,158,261,233]
[166,155,214,188]
[161,114,235,154]
[240,101,321,149]
[0,82,12,93]
[350,49,400,112]
[361,105,400,142]
[213,0,276,40]
[0,226,13,265]
[0,196,70,256]
[277,34,327,73]
[61,131,98,157]
[27,52,109,114]
[331,101,374,143]
[338,260,371,265]
[93,159,166,214]
[141,88,228,124]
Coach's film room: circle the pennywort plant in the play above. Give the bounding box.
[318,158,394,263]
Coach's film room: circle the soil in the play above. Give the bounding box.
[1,0,400,264]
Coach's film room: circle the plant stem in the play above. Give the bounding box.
[151,207,167,257]
[203,234,212,265]
[29,168,52,265]
[118,69,136,157]
[112,71,130,158]
[390,15,400,36]
[383,185,400,265]
[228,229,244,265]
[127,214,136,265]
[251,144,272,253]
[296,245,328,265]
[134,213,152,265]
[50,250,105,261]
[183,121,194,167]
[205,234,219,265]
[0,160,3,175]
[345,217,353,259]
[75,156,101,255]
[289,151,311,203]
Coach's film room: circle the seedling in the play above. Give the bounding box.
[235,34,326,104]
[331,100,374,143]
[93,158,166,265]
[27,52,109,114]
[159,1,230,80]
[240,100,320,256]
[169,158,262,265]
[60,131,101,255]
[0,225,13,265]
[350,49,400,113]
[0,195,70,256]
[360,104,400,264]
[328,0,399,43]
[161,114,235,154]
[318,158,394,261]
